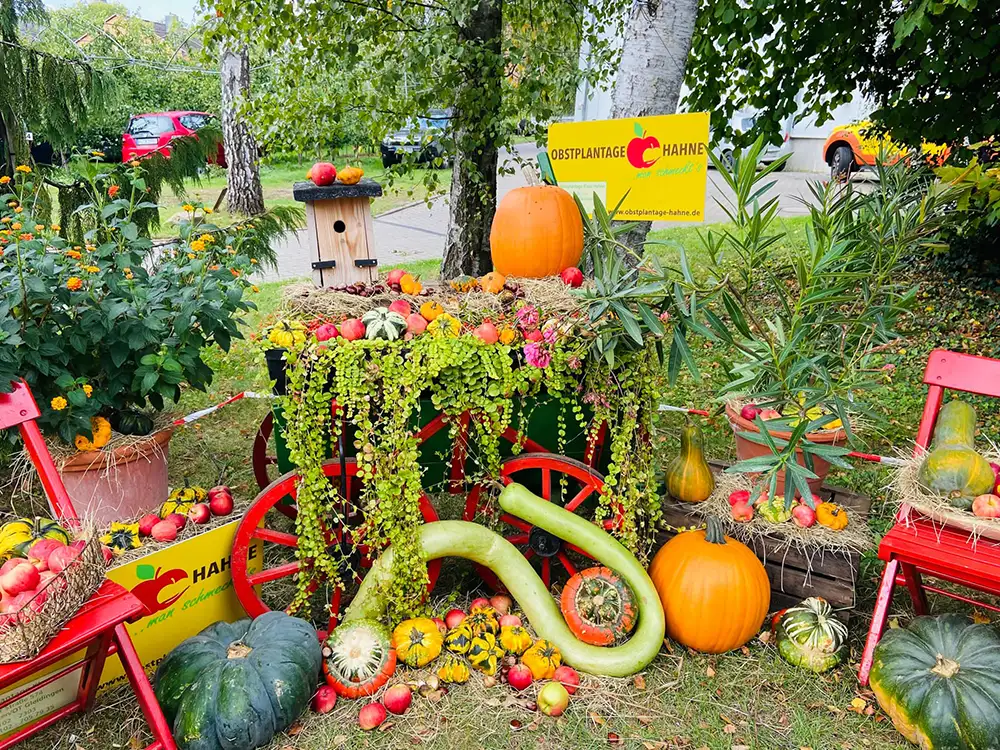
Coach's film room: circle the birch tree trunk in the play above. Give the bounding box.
[220,45,265,216]
[610,0,698,251]
[440,0,503,278]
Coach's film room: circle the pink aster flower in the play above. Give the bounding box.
[523,342,552,369]
[542,324,558,344]
[515,304,539,329]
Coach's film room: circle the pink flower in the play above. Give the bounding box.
[515,304,539,329]
[568,356,582,370]
[542,325,558,344]
[881,363,896,371]
[523,342,552,369]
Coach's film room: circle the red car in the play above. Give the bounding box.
[122,111,225,166]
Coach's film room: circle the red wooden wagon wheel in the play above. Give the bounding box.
[463,453,619,592]
[232,458,442,630]
[251,412,280,491]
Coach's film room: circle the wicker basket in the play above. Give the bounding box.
[0,533,107,664]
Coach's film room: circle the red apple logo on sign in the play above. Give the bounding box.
[130,565,190,616]
[626,122,660,169]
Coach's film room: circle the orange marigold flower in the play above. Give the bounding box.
[198,233,214,244]
[51,224,60,231]
[189,240,206,253]
[250,258,258,265]
[13,207,22,214]
[83,384,93,397]
[187,253,196,260]
[18,233,33,241]
[204,207,214,214]
[230,268,240,277]
[108,184,120,198]
[182,203,195,213]
[7,201,16,207]
[11,223,21,231]
[252,285,260,293]
[209,264,220,270]
[85,265,100,273]
[0,176,9,184]
[85,245,96,252]
[0,217,10,223]
[50,396,67,411]
[14,165,31,174]
[130,160,140,167]
[67,277,83,290]
[66,250,82,259]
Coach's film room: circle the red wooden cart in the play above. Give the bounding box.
[0,380,175,749]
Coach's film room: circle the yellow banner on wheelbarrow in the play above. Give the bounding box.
[548,112,710,222]
[98,520,262,693]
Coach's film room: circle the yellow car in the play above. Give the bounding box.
[823,122,949,178]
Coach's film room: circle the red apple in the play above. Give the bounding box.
[383,683,412,715]
[432,617,447,634]
[489,593,512,614]
[0,562,40,596]
[138,513,161,537]
[553,665,580,695]
[358,701,387,730]
[972,494,1000,519]
[386,269,407,286]
[474,321,499,345]
[188,504,211,524]
[38,569,66,594]
[626,134,660,169]
[208,485,232,502]
[388,299,411,317]
[995,475,1000,496]
[309,162,337,186]
[0,558,27,577]
[312,685,338,714]
[731,501,754,523]
[166,513,187,531]
[537,680,570,716]
[70,539,87,554]
[151,520,178,542]
[559,266,584,288]
[499,614,522,628]
[28,539,63,566]
[728,489,751,507]
[990,462,1000,480]
[406,313,428,335]
[209,490,234,517]
[791,503,816,528]
[315,323,340,342]
[340,317,366,341]
[101,545,115,564]
[740,404,761,421]
[5,590,43,616]
[524,330,543,343]
[47,546,79,575]
[470,597,491,611]
[506,663,533,691]
[444,609,466,629]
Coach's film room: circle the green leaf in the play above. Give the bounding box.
[634,122,644,137]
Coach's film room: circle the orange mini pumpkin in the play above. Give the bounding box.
[420,301,444,321]
[560,566,636,646]
[478,271,506,294]
[648,517,770,653]
[338,165,364,185]
[490,185,583,278]
[399,273,423,296]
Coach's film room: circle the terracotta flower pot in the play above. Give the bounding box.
[724,402,847,497]
[58,428,174,525]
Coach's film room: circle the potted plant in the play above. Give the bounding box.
[692,139,961,502]
[0,157,287,523]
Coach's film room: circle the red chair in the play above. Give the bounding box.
[858,349,1000,686]
[0,380,176,749]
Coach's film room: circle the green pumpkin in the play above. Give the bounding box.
[664,420,715,503]
[361,307,407,340]
[111,409,155,436]
[918,400,995,508]
[154,612,321,750]
[870,613,1000,750]
[774,597,847,673]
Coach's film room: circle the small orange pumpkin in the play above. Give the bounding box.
[399,273,423,296]
[338,165,364,185]
[648,517,770,653]
[478,271,506,294]
[560,566,636,646]
[490,185,583,278]
[420,301,444,321]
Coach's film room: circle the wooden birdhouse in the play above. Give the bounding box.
[293,178,383,287]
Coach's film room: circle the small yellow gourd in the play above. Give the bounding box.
[522,639,562,679]
[399,273,423,296]
[437,656,470,683]
[391,617,443,667]
[478,271,506,294]
[498,625,532,655]
[664,420,715,503]
[815,502,849,531]
[338,165,364,185]
[467,632,503,674]
[444,624,474,655]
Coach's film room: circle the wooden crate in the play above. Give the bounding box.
[656,465,871,622]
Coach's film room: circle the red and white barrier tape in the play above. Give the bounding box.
[172,391,274,426]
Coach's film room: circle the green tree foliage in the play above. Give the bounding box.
[684,0,999,147]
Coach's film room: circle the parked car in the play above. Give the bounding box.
[822,122,949,179]
[711,113,793,170]
[380,111,451,168]
[122,111,225,166]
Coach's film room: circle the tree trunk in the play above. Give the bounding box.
[440,0,503,278]
[220,45,265,216]
[610,0,698,252]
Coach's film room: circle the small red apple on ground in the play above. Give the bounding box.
[340,317,366,341]
[47,546,79,575]
[166,513,187,531]
[151,520,178,542]
[312,685,338,714]
[972,494,1000,519]
[537,681,570,716]
[358,702,387,730]
[728,489,751,507]
[791,503,816,528]
[315,323,340,342]
[138,513,160,536]
[209,487,234,516]
[444,609,466,629]
[474,321,499,345]
[499,614,522,628]
[506,663,533,691]
[383,684,412,715]
[309,162,337,186]
[388,299,411,317]
[731,501,754,523]
[188,504,211,524]
[489,593,512,614]
[432,617,447,633]
[470,597,491,611]
[553,665,579,695]
[1,562,40,596]
[560,266,584,287]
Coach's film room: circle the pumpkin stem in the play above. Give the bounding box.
[704,517,727,545]
[930,654,960,679]
[227,642,253,659]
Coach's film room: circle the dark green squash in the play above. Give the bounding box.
[154,611,321,750]
[110,408,155,436]
[870,613,1000,749]
[918,400,995,509]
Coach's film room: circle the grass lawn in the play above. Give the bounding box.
[9,218,1000,750]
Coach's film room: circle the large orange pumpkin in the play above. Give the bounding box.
[648,517,770,653]
[490,185,583,277]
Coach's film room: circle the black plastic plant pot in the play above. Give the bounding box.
[265,348,288,396]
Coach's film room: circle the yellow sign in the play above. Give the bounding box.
[548,113,710,222]
[99,520,261,692]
